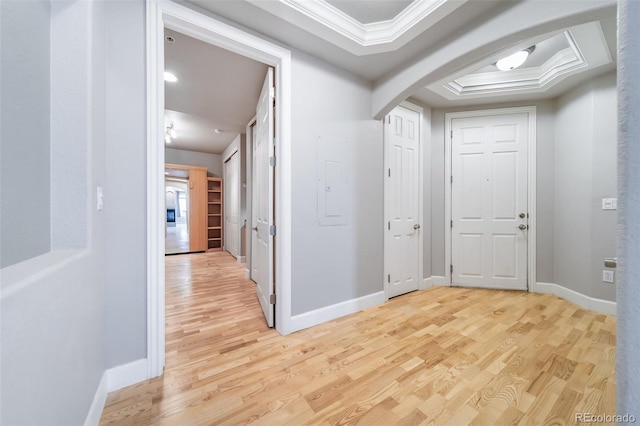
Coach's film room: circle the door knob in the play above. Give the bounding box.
[519,213,526,218]
[252,226,258,231]
[518,224,527,230]
[413,224,421,230]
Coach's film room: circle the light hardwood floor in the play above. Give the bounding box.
[100,252,616,425]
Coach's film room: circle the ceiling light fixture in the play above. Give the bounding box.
[495,46,536,71]
[214,129,222,134]
[164,71,178,82]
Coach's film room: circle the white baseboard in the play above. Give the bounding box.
[245,268,250,279]
[105,358,149,392]
[84,373,108,426]
[289,291,386,333]
[84,359,148,425]
[237,256,246,263]
[422,275,447,289]
[534,282,616,315]
[430,275,448,287]
[421,277,431,290]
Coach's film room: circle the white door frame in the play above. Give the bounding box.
[245,116,257,280]
[383,100,424,300]
[222,145,240,257]
[444,106,537,291]
[146,0,293,379]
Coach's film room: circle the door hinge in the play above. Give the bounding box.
[270,294,276,304]
[269,225,276,236]
[450,264,453,273]
[270,156,276,167]
[388,221,390,230]
[388,168,391,177]
[450,130,453,139]
[450,175,453,184]
[388,274,390,283]
[387,116,391,124]
[450,220,453,228]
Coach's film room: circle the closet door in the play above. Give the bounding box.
[188,168,207,252]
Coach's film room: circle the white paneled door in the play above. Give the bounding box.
[451,112,529,290]
[254,68,275,327]
[224,151,239,258]
[385,104,422,299]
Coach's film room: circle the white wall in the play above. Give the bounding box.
[290,51,383,315]
[165,147,223,177]
[1,1,107,423]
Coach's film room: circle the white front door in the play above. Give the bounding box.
[224,151,239,258]
[450,112,529,290]
[385,104,422,299]
[254,68,275,327]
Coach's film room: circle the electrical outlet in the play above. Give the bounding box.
[602,270,614,283]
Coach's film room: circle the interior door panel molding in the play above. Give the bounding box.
[444,106,536,292]
[383,101,424,300]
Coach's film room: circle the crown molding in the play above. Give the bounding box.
[247,0,468,56]
[430,21,613,100]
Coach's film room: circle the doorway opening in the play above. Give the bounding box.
[147,1,293,379]
[165,179,189,255]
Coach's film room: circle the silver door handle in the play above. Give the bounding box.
[518,224,527,230]
[413,224,421,230]
[252,227,258,231]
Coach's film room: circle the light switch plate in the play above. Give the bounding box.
[602,198,617,210]
[96,186,104,211]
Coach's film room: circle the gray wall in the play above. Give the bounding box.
[0,0,51,268]
[103,0,148,369]
[1,1,107,424]
[554,71,617,302]
[428,73,617,303]
[291,51,383,315]
[165,147,223,177]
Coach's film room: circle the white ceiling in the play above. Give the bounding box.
[164,29,268,154]
[169,1,617,153]
[326,0,414,24]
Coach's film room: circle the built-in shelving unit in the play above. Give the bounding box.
[207,177,223,251]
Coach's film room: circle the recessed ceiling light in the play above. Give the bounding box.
[164,72,178,82]
[495,46,536,71]
[165,36,175,43]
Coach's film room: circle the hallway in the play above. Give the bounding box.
[100,252,616,424]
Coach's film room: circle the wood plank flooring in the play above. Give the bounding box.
[100,252,616,425]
